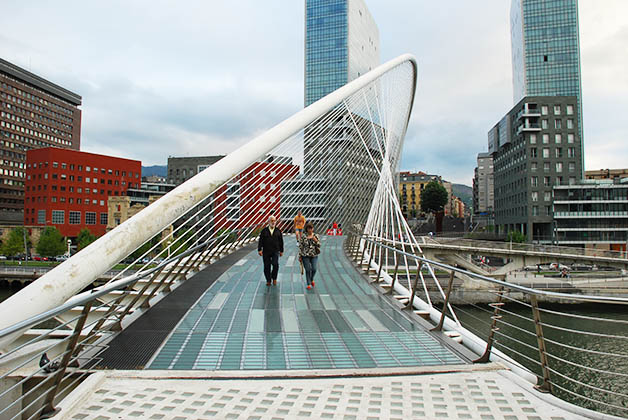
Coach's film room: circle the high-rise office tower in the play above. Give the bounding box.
[0,58,82,224]
[304,0,380,107]
[510,0,583,173]
[282,0,380,227]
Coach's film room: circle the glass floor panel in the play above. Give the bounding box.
[148,236,466,370]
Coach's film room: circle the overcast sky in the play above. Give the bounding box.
[1,1,626,185]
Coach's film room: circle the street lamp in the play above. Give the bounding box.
[67,239,71,256]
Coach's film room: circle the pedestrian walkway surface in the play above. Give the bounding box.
[57,366,584,420]
[147,236,467,370]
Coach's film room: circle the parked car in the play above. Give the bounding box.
[0,255,6,260]
[549,263,569,271]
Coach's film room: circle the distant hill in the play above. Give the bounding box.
[142,165,167,177]
[452,183,473,209]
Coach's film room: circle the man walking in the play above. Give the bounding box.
[258,216,284,286]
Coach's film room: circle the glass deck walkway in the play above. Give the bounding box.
[146,236,467,371]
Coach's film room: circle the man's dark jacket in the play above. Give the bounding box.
[258,227,284,254]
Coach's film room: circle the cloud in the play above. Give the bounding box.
[0,0,626,185]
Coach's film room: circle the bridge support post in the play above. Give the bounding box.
[530,295,554,393]
[405,262,423,310]
[39,301,93,418]
[431,270,455,332]
[387,251,401,295]
[474,288,504,363]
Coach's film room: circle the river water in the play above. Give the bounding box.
[455,302,628,417]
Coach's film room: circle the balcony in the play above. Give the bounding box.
[516,122,541,134]
[554,211,628,218]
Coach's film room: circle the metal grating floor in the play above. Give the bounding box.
[147,236,467,370]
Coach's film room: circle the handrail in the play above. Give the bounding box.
[347,229,628,418]
[362,234,628,305]
[0,227,252,340]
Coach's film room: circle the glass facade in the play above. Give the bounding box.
[305,0,348,106]
[554,182,628,245]
[510,0,583,170]
[304,0,379,107]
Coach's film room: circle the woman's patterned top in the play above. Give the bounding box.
[299,235,320,257]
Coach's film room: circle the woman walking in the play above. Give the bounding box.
[299,223,320,290]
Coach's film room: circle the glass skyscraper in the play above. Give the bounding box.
[304,0,379,107]
[511,0,583,167]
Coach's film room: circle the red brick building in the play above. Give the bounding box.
[24,147,141,237]
[213,160,299,230]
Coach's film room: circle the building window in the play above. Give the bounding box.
[86,212,96,225]
[69,211,81,224]
[226,182,240,221]
[555,148,563,158]
[544,192,551,202]
[569,162,576,172]
[100,213,108,225]
[542,148,550,158]
[567,134,575,143]
[531,191,538,202]
[542,134,549,144]
[530,148,537,158]
[569,177,576,185]
[555,134,561,144]
[532,206,539,216]
[567,119,574,129]
[529,134,537,144]
[566,105,574,115]
[543,162,550,172]
[38,209,45,224]
[553,105,561,115]
[544,176,551,187]
[541,105,548,115]
[555,119,562,129]
[556,162,563,172]
[567,147,575,158]
[531,162,537,172]
[542,119,548,129]
[531,176,538,187]
[52,210,64,224]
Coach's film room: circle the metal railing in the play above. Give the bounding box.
[423,236,628,261]
[0,228,258,420]
[345,231,628,418]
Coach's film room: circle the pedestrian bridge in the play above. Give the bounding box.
[0,54,626,419]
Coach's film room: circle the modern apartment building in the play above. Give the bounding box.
[490,96,582,241]
[24,147,141,237]
[553,178,628,253]
[473,153,494,215]
[510,0,584,173]
[0,58,82,224]
[304,0,379,106]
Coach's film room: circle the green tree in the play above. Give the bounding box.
[2,227,30,257]
[77,228,97,251]
[506,230,527,243]
[420,181,448,233]
[420,181,448,213]
[36,226,66,257]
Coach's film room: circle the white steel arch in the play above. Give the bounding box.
[0,54,418,349]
